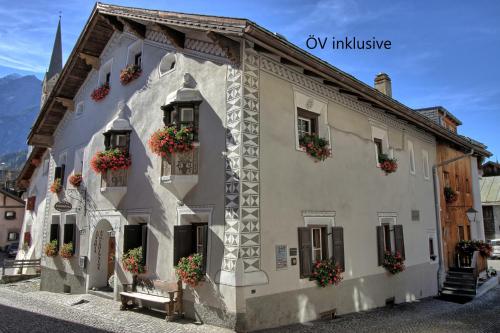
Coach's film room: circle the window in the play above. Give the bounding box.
[443,171,450,186]
[458,226,465,241]
[465,178,470,193]
[123,223,148,266]
[455,175,460,192]
[26,196,36,211]
[7,232,18,241]
[64,215,77,255]
[382,223,393,252]
[73,148,84,174]
[99,59,113,86]
[422,150,430,179]
[159,53,176,76]
[408,140,415,174]
[4,211,16,220]
[374,138,383,160]
[50,215,60,247]
[75,102,84,118]
[311,227,323,261]
[134,52,142,67]
[376,217,405,265]
[173,223,208,273]
[112,134,128,149]
[42,158,49,175]
[105,72,111,85]
[429,237,436,261]
[411,210,420,222]
[297,108,318,138]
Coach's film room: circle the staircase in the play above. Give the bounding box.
[441,267,477,302]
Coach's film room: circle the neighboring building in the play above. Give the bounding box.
[416,106,489,271]
[482,161,500,177]
[480,176,500,240]
[0,188,25,251]
[17,3,491,331]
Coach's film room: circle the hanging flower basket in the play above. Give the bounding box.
[175,253,204,287]
[44,240,58,257]
[444,186,458,204]
[299,134,332,162]
[383,251,405,274]
[311,259,343,287]
[91,83,110,101]
[456,240,493,257]
[120,64,142,85]
[122,246,146,274]
[69,173,83,187]
[60,242,73,259]
[148,126,194,157]
[378,153,398,174]
[50,178,62,193]
[90,148,131,174]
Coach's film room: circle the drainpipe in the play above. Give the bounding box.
[432,149,474,292]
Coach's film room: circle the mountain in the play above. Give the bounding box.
[0,150,28,170]
[0,74,41,157]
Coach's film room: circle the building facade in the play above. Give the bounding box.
[0,189,25,251]
[480,176,500,241]
[16,3,491,331]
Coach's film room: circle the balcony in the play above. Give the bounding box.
[160,145,199,199]
[100,169,128,206]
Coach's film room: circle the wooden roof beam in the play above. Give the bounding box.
[117,17,146,39]
[304,69,322,78]
[206,31,240,64]
[55,97,75,112]
[155,24,185,49]
[323,80,340,89]
[79,53,100,70]
[30,134,54,148]
[101,14,124,32]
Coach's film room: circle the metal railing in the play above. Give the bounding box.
[1,259,41,275]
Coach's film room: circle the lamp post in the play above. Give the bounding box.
[466,207,478,224]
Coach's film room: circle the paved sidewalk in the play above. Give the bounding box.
[261,285,500,333]
[0,278,231,333]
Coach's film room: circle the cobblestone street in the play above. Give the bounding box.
[1,278,500,332]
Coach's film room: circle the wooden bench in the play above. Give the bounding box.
[120,277,183,321]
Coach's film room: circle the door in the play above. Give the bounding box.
[107,236,115,281]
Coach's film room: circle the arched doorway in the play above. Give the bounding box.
[88,219,116,290]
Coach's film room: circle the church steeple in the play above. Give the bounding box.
[41,17,63,107]
[46,17,62,81]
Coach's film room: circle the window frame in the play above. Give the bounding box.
[408,140,416,175]
[293,89,328,152]
[126,39,143,67]
[4,211,16,220]
[75,101,84,118]
[422,149,430,180]
[378,214,397,255]
[98,58,113,87]
[7,232,19,241]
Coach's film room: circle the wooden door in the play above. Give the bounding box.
[107,236,115,280]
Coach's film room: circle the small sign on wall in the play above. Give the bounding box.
[276,244,288,270]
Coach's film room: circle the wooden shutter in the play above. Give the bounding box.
[173,225,194,267]
[141,224,148,266]
[394,225,405,260]
[27,196,36,211]
[123,225,142,253]
[321,227,328,260]
[376,226,384,266]
[50,224,60,245]
[63,224,76,254]
[298,227,312,278]
[332,226,345,272]
[201,224,208,273]
[60,164,66,184]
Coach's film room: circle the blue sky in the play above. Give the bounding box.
[0,0,498,160]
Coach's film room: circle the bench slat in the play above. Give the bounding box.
[120,292,171,304]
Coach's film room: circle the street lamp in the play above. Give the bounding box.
[466,207,478,224]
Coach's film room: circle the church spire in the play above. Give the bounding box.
[46,17,62,81]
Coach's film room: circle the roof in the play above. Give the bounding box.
[16,146,46,188]
[0,188,25,205]
[26,2,491,159]
[46,18,63,81]
[414,106,462,126]
[480,176,500,205]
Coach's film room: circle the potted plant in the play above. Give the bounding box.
[383,251,405,274]
[456,240,493,258]
[90,148,131,174]
[378,153,398,174]
[299,133,332,162]
[91,83,110,101]
[148,126,194,157]
[69,173,83,187]
[122,247,146,275]
[120,64,142,85]
[175,253,204,287]
[60,242,73,259]
[444,186,458,204]
[44,240,58,257]
[311,259,343,287]
[50,178,62,193]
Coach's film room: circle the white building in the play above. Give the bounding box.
[18,4,491,331]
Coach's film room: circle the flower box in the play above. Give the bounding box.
[44,240,58,257]
[378,153,398,174]
[120,64,142,85]
[50,178,62,193]
[69,173,83,187]
[176,253,204,287]
[383,251,405,274]
[91,148,131,174]
[91,83,110,101]
[311,259,343,287]
[122,247,146,274]
[444,186,458,204]
[60,242,73,259]
[149,126,194,157]
[299,134,332,162]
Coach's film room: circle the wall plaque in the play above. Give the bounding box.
[276,244,288,270]
[54,200,72,212]
[289,247,298,256]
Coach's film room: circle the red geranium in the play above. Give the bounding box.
[90,148,131,174]
[311,259,343,287]
[68,173,83,187]
[148,126,194,157]
[122,247,146,274]
[50,178,62,193]
[91,83,110,101]
[383,251,405,274]
[299,133,332,162]
[120,64,142,85]
[378,154,398,174]
[175,253,203,287]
